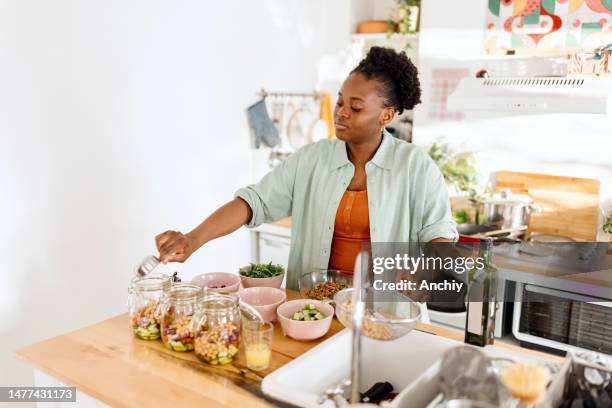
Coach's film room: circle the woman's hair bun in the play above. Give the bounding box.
[352,46,422,114]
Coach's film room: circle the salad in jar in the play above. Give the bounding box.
[127,273,172,341]
[161,309,196,351]
[194,322,240,365]
[159,283,204,351]
[191,293,249,365]
[131,300,161,340]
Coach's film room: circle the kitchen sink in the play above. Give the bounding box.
[262,328,555,408]
[262,329,460,408]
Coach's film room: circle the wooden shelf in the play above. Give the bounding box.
[351,32,418,41]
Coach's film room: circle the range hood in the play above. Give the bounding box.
[447,76,612,114]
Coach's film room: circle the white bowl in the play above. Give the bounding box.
[276,299,334,341]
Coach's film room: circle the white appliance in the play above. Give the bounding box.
[513,282,612,355]
[448,76,612,114]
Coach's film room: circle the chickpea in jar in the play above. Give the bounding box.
[191,293,246,365]
[162,309,196,351]
[159,283,204,352]
[194,322,240,365]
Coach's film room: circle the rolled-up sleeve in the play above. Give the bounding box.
[234,151,299,228]
[416,156,458,243]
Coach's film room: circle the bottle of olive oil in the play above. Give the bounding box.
[464,239,498,347]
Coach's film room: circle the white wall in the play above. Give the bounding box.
[414,0,612,203]
[0,0,350,391]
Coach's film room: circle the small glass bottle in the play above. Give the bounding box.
[159,283,204,351]
[127,273,172,340]
[464,239,498,347]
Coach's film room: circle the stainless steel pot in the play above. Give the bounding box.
[474,189,541,230]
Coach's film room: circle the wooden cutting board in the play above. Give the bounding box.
[495,171,601,241]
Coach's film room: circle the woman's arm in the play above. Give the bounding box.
[430,238,454,243]
[156,197,252,263]
[155,144,303,264]
[416,151,458,243]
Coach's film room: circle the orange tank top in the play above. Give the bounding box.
[328,190,370,273]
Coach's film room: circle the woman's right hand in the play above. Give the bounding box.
[155,230,196,263]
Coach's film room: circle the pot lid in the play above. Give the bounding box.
[479,188,533,205]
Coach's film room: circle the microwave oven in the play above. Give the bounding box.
[513,282,612,355]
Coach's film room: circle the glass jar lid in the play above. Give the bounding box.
[130,273,172,292]
[164,282,204,303]
[200,293,239,313]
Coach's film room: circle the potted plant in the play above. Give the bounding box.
[388,0,421,36]
[600,205,612,242]
[427,141,479,198]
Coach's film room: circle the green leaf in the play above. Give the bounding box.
[240,262,285,278]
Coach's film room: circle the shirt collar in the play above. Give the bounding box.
[330,130,395,171]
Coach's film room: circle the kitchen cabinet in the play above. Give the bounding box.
[251,219,291,288]
[257,233,290,268]
[251,219,291,265]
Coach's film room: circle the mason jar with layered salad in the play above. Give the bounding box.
[159,282,204,351]
[127,273,173,340]
[191,294,242,365]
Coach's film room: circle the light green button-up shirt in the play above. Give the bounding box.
[235,131,458,290]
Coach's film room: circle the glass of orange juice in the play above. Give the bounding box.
[243,321,273,371]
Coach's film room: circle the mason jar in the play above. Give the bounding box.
[127,273,172,340]
[159,282,204,351]
[191,293,262,365]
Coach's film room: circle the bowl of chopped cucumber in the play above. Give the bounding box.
[276,299,334,340]
[239,262,285,289]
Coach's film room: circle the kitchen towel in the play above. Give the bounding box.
[319,92,335,139]
[247,99,280,148]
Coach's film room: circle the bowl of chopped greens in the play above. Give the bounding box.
[239,262,285,289]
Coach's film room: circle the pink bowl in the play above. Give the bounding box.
[276,299,334,341]
[238,287,287,322]
[191,272,240,293]
[239,265,285,289]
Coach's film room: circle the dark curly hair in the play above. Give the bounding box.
[351,46,421,115]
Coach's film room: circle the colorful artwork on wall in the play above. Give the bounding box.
[485,0,612,54]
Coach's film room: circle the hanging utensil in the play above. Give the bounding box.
[287,108,313,150]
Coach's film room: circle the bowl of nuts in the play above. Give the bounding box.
[298,269,352,303]
[333,288,421,341]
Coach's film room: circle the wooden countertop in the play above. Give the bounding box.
[16,290,559,408]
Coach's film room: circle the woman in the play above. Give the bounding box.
[155,47,457,291]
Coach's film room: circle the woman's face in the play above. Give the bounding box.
[334,73,394,144]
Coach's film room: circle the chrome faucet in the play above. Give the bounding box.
[349,250,367,404]
[318,250,368,407]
